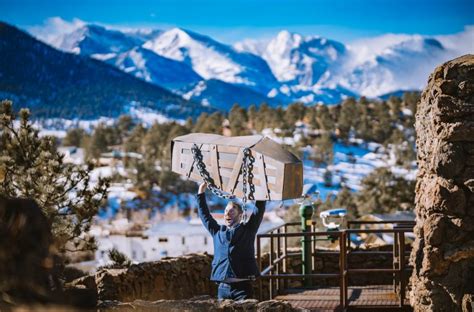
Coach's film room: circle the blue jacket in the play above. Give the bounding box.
[196,193,266,282]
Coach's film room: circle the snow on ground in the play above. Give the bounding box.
[301,140,417,202]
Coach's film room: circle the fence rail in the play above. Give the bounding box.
[256,220,414,310]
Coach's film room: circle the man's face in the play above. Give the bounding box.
[224,203,242,227]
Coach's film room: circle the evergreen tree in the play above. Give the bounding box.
[316,104,334,132]
[306,106,320,129]
[247,104,258,130]
[228,103,249,136]
[0,100,109,252]
[332,186,358,218]
[355,97,372,141]
[184,117,194,132]
[387,96,402,122]
[193,113,209,133]
[255,103,275,132]
[311,133,334,166]
[116,115,135,138]
[62,128,86,147]
[356,167,415,216]
[285,102,306,127]
[199,112,224,134]
[371,101,393,144]
[85,123,109,160]
[124,123,147,154]
[337,97,358,140]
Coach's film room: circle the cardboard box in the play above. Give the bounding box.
[171,133,303,201]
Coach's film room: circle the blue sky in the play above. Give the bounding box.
[1,0,473,43]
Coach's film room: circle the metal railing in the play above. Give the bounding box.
[256,220,414,310]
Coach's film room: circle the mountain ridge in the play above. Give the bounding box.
[0,22,211,119]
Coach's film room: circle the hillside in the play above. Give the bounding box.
[0,22,211,119]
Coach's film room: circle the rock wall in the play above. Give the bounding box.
[410,54,474,312]
[0,197,56,304]
[93,254,216,302]
[98,298,300,312]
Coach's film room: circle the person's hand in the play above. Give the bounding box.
[198,182,207,194]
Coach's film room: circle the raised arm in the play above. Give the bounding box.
[196,183,220,235]
[245,200,266,232]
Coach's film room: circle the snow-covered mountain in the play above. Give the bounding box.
[105,46,203,89]
[338,36,460,97]
[0,22,209,119]
[179,79,278,110]
[143,28,279,94]
[30,19,473,108]
[42,23,280,109]
[235,30,347,86]
[235,29,472,101]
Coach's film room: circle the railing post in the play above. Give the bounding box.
[257,234,262,301]
[343,231,348,310]
[269,234,274,299]
[283,224,288,290]
[393,230,399,293]
[339,231,346,310]
[398,231,406,307]
[276,228,281,294]
[300,202,314,287]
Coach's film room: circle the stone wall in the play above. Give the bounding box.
[97,298,300,312]
[71,253,216,302]
[410,54,474,312]
[0,197,57,305]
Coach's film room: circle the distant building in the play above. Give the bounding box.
[92,213,284,268]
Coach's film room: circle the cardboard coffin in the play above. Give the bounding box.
[171,133,303,201]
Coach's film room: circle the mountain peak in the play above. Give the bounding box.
[274,30,304,48]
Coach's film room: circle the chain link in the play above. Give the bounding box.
[241,147,255,223]
[191,144,255,224]
[191,144,235,200]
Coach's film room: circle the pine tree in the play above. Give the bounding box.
[337,98,358,141]
[387,96,402,122]
[285,102,306,128]
[116,115,135,138]
[247,104,257,130]
[371,101,393,144]
[0,100,109,253]
[228,104,249,136]
[355,167,415,216]
[311,133,334,166]
[62,128,86,147]
[85,123,110,160]
[355,97,372,141]
[124,123,147,154]
[333,186,358,218]
[316,104,334,132]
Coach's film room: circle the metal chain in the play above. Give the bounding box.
[241,148,249,223]
[191,144,235,200]
[191,144,255,224]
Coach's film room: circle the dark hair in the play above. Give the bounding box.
[227,201,243,214]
